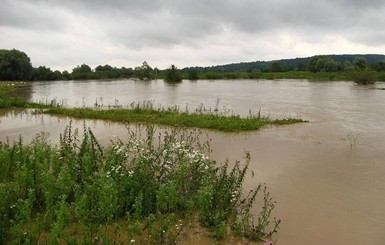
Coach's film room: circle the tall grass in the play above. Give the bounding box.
[44,102,305,132]
[0,124,280,244]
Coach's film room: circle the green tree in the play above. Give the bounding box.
[353,57,367,70]
[120,67,134,78]
[164,64,182,83]
[72,64,93,80]
[297,62,307,71]
[32,66,60,81]
[351,70,376,85]
[0,49,33,81]
[308,56,342,72]
[62,70,71,80]
[370,61,385,72]
[343,60,354,71]
[271,61,282,72]
[95,64,113,73]
[351,57,374,84]
[53,70,63,80]
[187,69,199,80]
[133,61,155,80]
[95,64,114,79]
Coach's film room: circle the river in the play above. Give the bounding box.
[1,79,385,245]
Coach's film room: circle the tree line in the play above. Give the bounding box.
[183,54,385,73]
[0,49,162,81]
[1,49,385,82]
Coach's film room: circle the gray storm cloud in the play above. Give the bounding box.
[1,0,384,70]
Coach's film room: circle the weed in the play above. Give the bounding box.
[0,124,280,243]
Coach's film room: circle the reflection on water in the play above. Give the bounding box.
[1,79,385,245]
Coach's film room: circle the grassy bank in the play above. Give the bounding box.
[44,106,305,132]
[1,81,305,132]
[0,125,279,244]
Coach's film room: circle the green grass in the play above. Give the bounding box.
[0,82,55,109]
[0,124,280,244]
[44,106,306,132]
[0,81,40,109]
[1,80,305,132]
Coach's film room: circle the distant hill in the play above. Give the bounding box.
[182,54,385,72]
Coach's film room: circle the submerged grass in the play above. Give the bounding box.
[0,124,280,244]
[44,106,305,132]
[0,81,45,109]
[1,81,305,132]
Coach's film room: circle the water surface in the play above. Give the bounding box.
[1,79,385,245]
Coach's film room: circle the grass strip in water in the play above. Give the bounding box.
[0,82,46,109]
[44,107,306,132]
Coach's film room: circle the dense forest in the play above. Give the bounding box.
[183,54,385,73]
[1,49,385,83]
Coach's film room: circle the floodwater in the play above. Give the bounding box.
[1,79,385,245]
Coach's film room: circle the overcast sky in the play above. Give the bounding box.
[1,0,385,71]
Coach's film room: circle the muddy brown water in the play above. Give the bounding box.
[1,79,385,245]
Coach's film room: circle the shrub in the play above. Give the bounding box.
[351,70,376,85]
[0,124,280,243]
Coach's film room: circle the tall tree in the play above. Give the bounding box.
[0,49,33,81]
[32,66,60,81]
[271,61,283,72]
[72,64,93,79]
[370,61,385,72]
[133,61,155,80]
[308,56,342,72]
[353,57,367,70]
[164,64,182,83]
[187,69,199,80]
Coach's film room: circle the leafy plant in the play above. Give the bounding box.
[351,69,376,85]
[0,124,280,243]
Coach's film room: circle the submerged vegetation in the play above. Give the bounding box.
[0,82,30,108]
[164,65,183,83]
[0,82,48,109]
[44,103,305,132]
[0,83,306,132]
[350,70,377,85]
[0,82,294,243]
[0,124,280,244]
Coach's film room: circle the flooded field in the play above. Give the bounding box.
[1,79,385,244]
